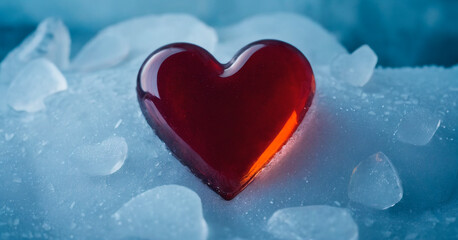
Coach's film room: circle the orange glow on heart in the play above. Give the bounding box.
[243,111,298,182]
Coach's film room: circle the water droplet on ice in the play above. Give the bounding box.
[348,152,403,210]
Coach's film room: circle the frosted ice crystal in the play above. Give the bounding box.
[215,13,347,65]
[92,14,218,61]
[267,205,358,240]
[6,58,67,112]
[112,185,208,240]
[0,17,70,84]
[70,136,128,176]
[331,45,378,86]
[71,32,129,71]
[395,107,441,146]
[348,152,403,210]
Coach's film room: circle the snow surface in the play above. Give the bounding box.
[0,13,457,240]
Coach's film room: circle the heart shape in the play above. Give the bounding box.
[137,40,315,200]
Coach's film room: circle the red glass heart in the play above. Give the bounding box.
[137,40,315,200]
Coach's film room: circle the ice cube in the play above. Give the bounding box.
[395,108,441,146]
[348,152,403,210]
[6,58,67,112]
[112,185,208,240]
[71,32,129,71]
[267,205,358,240]
[0,18,70,84]
[94,14,217,60]
[331,45,378,87]
[215,13,347,65]
[71,136,127,176]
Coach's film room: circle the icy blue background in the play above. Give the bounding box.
[1,0,458,67]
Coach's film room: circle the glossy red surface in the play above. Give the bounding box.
[137,40,315,200]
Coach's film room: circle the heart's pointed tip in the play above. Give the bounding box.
[206,179,244,201]
[220,193,237,201]
[216,186,244,201]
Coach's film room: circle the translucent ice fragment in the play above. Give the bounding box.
[71,33,129,71]
[95,14,217,59]
[348,152,403,210]
[0,18,70,84]
[395,108,441,145]
[267,205,358,240]
[331,45,378,87]
[112,185,208,240]
[6,58,67,112]
[71,136,127,176]
[215,13,347,65]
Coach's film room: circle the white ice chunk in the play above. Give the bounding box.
[267,205,358,240]
[215,13,347,66]
[348,152,403,210]
[71,33,129,71]
[95,14,217,59]
[0,18,70,84]
[395,108,441,146]
[112,185,208,240]
[71,136,127,176]
[6,58,67,112]
[331,45,378,87]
